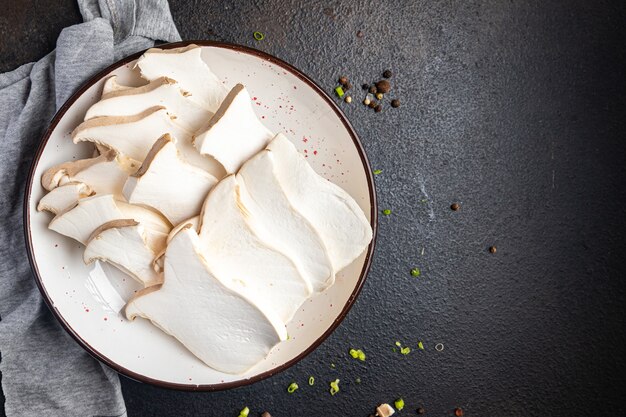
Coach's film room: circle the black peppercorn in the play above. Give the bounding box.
[383,69,392,78]
[261,412,272,417]
[375,104,382,112]
[391,99,400,108]
[369,85,377,94]
[357,30,364,38]
[416,407,426,415]
[375,79,391,94]
[368,101,377,109]
[451,203,460,211]
[489,246,497,254]
[362,83,370,90]
[454,408,464,417]
[344,81,352,90]
[338,76,348,85]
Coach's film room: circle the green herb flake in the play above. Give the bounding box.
[356,377,361,384]
[335,86,345,98]
[411,268,421,277]
[287,382,299,393]
[309,376,315,386]
[373,169,383,175]
[238,406,250,417]
[330,363,336,369]
[329,379,340,396]
[383,209,392,215]
[395,398,405,411]
[418,341,424,350]
[400,346,411,355]
[349,348,366,361]
[253,31,265,41]
[395,341,402,347]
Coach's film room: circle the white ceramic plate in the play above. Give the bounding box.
[24,41,377,390]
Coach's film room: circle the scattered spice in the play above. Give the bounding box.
[330,363,336,368]
[383,69,393,78]
[375,104,382,113]
[368,101,377,109]
[375,80,391,94]
[335,86,345,98]
[261,412,272,417]
[309,376,315,385]
[329,379,340,395]
[376,403,396,417]
[391,99,401,108]
[345,81,353,90]
[376,92,384,100]
[411,268,421,277]
[349,348,366,361]
[489,245,497,254]
[400,346,411,355]
[395,398,405,411]
[363,98,371,106]
[338,76,349,85]
[450,203,460,211]
[345,96,352,103]
[253,31,265,41]
[287,382,299,393]
[383,209,391,215]
[238,406,250,417]
[454,407,464,417]
[357,30,364,38]
[418,341,424,350]
[416,407,426,414]
[362,83,370,90]
[373,169,383,175]
[369,85,378,94]
[356,377,361,383]
[435,343,445,352]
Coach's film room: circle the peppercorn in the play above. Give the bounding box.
[363,98,371,105]
[357,30,364,38]
[368,101,377,109]
[376,92,383,100]
[261,412,272,417]
[344,96,352,103]
[375,104,382,112]
[454,407,464,417]
[391,99,400,108]
[375,79,391,94]
[451,203,460,211]
[344,81,352,90]
[338,76,348,85]
[383,69,393,78]
[369,85,377,94]
[489,246,497,254]
[362,83,370,90]
[416,407,426,415]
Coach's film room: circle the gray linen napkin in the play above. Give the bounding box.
[0,1,180,415]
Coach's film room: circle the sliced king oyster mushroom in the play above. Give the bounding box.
[101,75,132,95]
[193,84,273,174]
[125,225,286,374]
[198,175,311,324]
[37,182,94,215]
[123,134,218,225]
[86,77,212,132]
[136,44,227,113]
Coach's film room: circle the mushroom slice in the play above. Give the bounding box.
[116,201,172,252]
[84,220,162,287]
[153,216,200,274]
[193,84,273,174]
[41,150,133,196]
[102,75,132,95]
[136,44,227,113]
[86,77,212,132]
[125,226,286,374]
[123,134,217,225]
[237,150,334,292]
[266,134,373,271]
[37,182,94,214]
[72,106,214,172]
[198,175,311,324]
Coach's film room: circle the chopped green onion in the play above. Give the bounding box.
[238,406,250,417]
[358,351,366,361]
[418,341,424,350]
[356,377,361,384]
[253,31,265,41]
[329,379,340,395]
[411,268,421,277]
[349,349,358,358]
[373,169,383,175]
[330,363,336,368]
[395,341,402,347]
[383,209,392,215]
[335,86,345,98]
[349,348,366,361]
[395,398,405,411]
[309,376,315,386]
[287,382,299,393]
[400,346,411,355]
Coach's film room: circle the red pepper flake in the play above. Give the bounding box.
[85,309,90,312]
[313,150,318,155]
[293,85,297,89]
[304,149,308,153]
[54,244,58,248]
[103,317,108,321]
[252,96,257,101]
[302,137,308,143]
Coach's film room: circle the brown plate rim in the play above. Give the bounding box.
[23,40,378,391]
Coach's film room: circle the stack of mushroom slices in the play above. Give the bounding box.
[39,44,373,375]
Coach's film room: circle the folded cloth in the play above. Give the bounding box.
[0,1,180,416]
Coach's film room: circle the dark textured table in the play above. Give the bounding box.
[2,1,626,416]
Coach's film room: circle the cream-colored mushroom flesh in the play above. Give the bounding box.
[116,201,171,253]
[193,84,274,174]
[125,226,286,374]
[198,175,311,324]
[266,134,373,271]
[37,182,94,215]
[84,220,162,287]
[86,77,212,132]
[136,45,227,113]
[237,150,334,292]
[101,75,132,95]
[123,134,218,225]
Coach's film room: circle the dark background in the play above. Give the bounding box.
[2,0,626,416]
